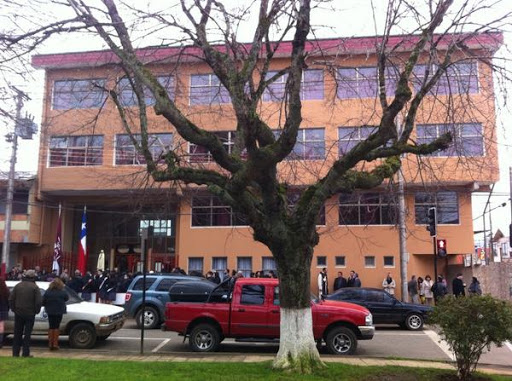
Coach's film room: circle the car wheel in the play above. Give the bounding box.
[69,323,97,349]
[97,334,111,341]
[135,306,159,329]
[405,313,424,330]
[325,326,357,355]
[189,324,220,352]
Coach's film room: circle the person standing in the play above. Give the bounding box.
[9,269,42,357]
[382,272,396,295]
[407,275,420,304]
[422,275,434,306]
[468,277,482,296]
[452,273,466,297]
[417,277,425,304]
[317,268,328,298]
[432,275,448,303]
[333,271,347,291]
[0,279,9,348]
[42,278,69,350]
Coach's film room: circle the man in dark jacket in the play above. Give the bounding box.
[9,269,42,357]
[333,272,347,291]
[452,273,466,297]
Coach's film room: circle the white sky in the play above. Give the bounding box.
[0,0,510,236]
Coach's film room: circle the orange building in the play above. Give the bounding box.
[26,33,502,298]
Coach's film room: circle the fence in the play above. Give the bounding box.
[22,251,77,273]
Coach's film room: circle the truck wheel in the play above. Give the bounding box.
[189,324,220,352]
[405,313,424,331]
[325,327,357,355]
[135,306,159,329]
[69,323,97,349]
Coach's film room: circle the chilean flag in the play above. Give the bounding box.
[77,206,87,274]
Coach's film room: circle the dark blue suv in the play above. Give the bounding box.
[124,274,202,329]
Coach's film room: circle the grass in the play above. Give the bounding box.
[0,358,511,381]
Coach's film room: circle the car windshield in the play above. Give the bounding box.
[65,285,83,304]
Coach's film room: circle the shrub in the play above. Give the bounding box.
[430,295,512,380]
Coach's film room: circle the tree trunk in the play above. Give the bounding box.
[271,244,325,373]
[272,307,324,373]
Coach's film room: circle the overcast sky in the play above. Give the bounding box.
[0,0,510,237]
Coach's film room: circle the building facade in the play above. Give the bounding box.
[29,33,502,298]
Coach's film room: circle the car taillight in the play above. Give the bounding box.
[125,293,132,302]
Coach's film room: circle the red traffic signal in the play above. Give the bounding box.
[437,239,447,257]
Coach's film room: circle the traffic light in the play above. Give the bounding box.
[426,207,437,237]
[437,239,447,257]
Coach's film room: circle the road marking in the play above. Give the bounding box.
[109,337,164,341]
[375,332,426,336]
[424,329,455,360]
[152,338,171,353]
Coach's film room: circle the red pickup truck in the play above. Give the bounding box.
[163,278,374,355]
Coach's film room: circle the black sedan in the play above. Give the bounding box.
[324,288,432,330]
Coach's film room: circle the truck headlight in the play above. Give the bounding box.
[99,316,113,324]
[365,313,373,326]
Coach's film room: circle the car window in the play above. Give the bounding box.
[156,278,177,291]
[240,285,265,305]
[366,290,385,302]
[64,286,83,304]
[273,286,280,306]
[132,278,157,291]
[331,289,363,301]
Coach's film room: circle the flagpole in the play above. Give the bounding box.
[52,203,62,275]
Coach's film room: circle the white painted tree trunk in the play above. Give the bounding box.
[273,307,323,372]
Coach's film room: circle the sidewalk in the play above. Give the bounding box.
[1,348,512,377]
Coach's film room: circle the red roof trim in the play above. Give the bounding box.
[32,32,503,70]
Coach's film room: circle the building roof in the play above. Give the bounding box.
[32,32,503,70]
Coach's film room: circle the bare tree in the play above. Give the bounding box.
[1,0,511,373]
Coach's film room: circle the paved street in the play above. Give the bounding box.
[2,319,511,367]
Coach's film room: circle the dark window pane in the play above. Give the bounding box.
[240,285,265,305]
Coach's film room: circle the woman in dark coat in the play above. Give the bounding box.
[43,278,69,350]
[0,279,9,348]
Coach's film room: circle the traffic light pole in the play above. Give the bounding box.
[433,236,438,282]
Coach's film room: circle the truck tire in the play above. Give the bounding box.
[189,324,220,352]
[135,306,159,329]
[69,323,97,349]
[325,326,357,355]
[405,313,424,331]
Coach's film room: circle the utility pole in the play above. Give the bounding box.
[509,167,512,244]
[1,87,34,278]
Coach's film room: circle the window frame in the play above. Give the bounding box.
[237,256,252,278]
[188,131,246,163]
[118,75,175,107]
[416,123,484,157]
[364,256,376,268]
[48,135,104,167]
[339,192,398,226]
[188,257,204,275]
[335,256,346,268]
[383,256,395,268]
[412,61,479,95]
[191,195,247,227]
[52,78,107,110]
[316,256,327,268]
[414,191,460,225]
[114,133,173,166]
[189,73,231,105]
[263,69,324,102]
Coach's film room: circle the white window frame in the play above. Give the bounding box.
[364,255,376,268]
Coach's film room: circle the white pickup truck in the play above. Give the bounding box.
[6,281,126,349]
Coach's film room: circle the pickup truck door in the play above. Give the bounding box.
[267,286,280,337]
[231,283,272,337]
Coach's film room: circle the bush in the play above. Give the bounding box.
[430,295,512,380]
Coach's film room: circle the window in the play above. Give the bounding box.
[156,278,178,292]
[49,135,103,167]
[339,193,397,225]
[338,126,377,156]
[189,131,246,163]
[335,256,346,267]
[412,61,478,95]
[337,67,398,99]
[415,191,459,225]
[115,133,173,165]
[417,123,483,157]
[119,76,175,106]
[263,69,324,102]
[188,257,204,274]
[52,79,106,109]
[274,128,325,160]
[190,74,231,105]
[317,256,327,267]
[132,278,157,291]
[366,290,385,302]
[286,191,325,225]
[262,257,277,277]
[240,285,265,305]
[212,257,227,274]
[383,256,395,267]
[191,196,247,227]
[364,256,376,268]
[237,257,252,278]
[139,220,172,237]
[273,286,280,305]
[0,190,29,214]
